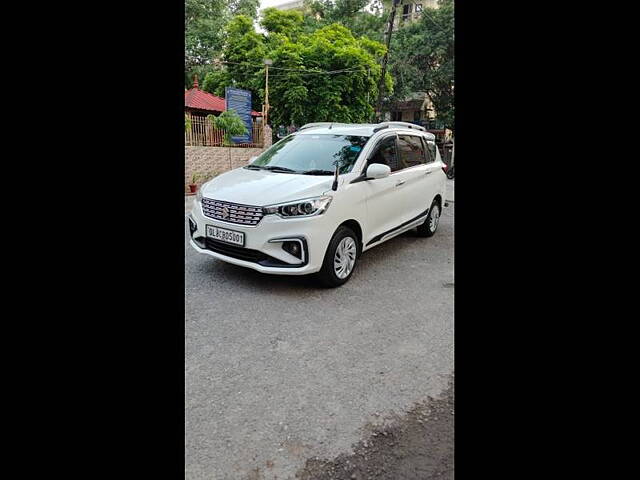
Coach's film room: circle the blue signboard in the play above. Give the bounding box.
[225,87,252,144]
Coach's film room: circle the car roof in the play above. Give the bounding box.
[296,122,436,140]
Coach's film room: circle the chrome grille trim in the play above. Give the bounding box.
[201,197,264,226]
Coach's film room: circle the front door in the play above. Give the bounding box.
[360,134,417,246]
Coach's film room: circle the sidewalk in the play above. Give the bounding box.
[186,178,455,214]
[446,178,455,203]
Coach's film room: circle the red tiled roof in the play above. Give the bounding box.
[184,87,261,116]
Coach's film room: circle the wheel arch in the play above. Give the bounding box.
[432,194,443,211]
[338,219,364,256]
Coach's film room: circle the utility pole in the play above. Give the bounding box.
[263,59,272,127]
[376,0,402,122]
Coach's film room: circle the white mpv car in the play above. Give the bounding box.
[189,122,447,287]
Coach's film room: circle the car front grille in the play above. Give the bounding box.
[201,198,264,226]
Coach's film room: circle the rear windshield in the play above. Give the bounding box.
[251,134,370,174]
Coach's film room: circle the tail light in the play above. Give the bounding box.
[442,164,449,175]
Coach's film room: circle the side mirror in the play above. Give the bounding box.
[366,163,391,179]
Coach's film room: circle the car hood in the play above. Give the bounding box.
[200,167,335,206]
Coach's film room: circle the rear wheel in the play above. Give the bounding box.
[316,226,358,287]
[416,199,441,237]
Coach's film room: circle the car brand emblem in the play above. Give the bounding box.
[222,206,229,219]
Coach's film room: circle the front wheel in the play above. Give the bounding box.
[416,200,441,237]
[316,226,359,288]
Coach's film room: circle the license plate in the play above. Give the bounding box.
[206,225,245,246]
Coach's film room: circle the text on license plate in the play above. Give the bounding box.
[205,225,245,246]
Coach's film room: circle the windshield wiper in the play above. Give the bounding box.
[300,169,334,175]
[244,165,263,170]
[260,166,298,173]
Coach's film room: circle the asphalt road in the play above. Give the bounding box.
[185,198,454,479]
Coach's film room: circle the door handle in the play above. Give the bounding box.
[395,180,406,187]
[425,170,433,175]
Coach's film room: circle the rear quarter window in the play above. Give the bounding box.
[423,138,437,163]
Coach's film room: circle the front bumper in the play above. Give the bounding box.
[188,199,335,275]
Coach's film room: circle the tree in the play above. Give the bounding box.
[185,0,227,74]
[388,0,454,127]
[202,69,230,97]
[229,0,260,18]
[305,0,386,40]
[260,7,304,37]
[189,7,390,129]
[222,15,268,112]
[208,110,250,169]
[270,24,389,126]
[185,0,261,88]
[208,110,248,145]
[253,16,390,128]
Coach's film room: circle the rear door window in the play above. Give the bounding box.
[397,135,427,169]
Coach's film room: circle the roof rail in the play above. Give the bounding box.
[298,122,376,131]
[298,122,335,131]
[376,121,426,132]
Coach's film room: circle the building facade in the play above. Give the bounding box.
[271,0,304,11]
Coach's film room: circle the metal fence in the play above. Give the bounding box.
[185,115,264,148]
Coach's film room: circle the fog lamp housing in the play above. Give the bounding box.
[188,216,197,237]
[268,237,308,265]
[282,241,302,259]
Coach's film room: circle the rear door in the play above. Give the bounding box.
[395,134,434,221]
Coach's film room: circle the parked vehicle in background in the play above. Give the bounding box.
[445,139,455,179]
[188,122,448,287]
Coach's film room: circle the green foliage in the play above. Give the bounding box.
[270,24,387,126]
[306,0,386,40]
[222,15,268,111]
[185,0,227,72]
[185,0,453,128]
[228,0,260,18]
[261,8,304,37]
[191,171,203,184]
[208,110,249,146]
[185,1,260,86]
[388,0,455,127]
[215,14,388,128]
[201,69,230,97]
[185,114,192,132]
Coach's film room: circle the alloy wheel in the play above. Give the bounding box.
[429,205,440,233]
[334,237,357,279]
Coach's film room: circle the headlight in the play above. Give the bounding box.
[263,196,333,218]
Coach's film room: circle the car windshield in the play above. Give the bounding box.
[248,134,369,174]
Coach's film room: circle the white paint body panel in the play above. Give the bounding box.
[189,125,447,275]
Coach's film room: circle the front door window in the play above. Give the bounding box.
[368,136,401,172]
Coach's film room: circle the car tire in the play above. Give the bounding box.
[416,199,441,238]
[316,226,359,288]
